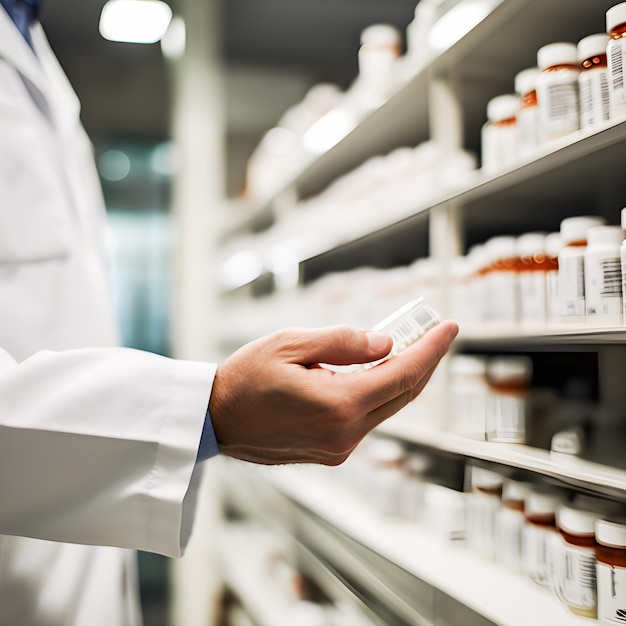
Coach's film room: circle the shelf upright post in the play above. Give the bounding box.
[427,74,465,315]
[427,75,465,430]
[166,0,226,623]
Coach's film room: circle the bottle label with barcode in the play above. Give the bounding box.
[580,69,610,128]
[609,41,626,114]
[597,563,626,624]
[539,78,580,138]
[554,542,597,611]
[585,254,622,323]
[559,253,586,318]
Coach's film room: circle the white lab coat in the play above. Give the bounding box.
[0,10,217,625]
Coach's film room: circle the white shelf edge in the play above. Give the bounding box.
[457,323,626,345]
[376,411,626,497]
[262,465,593,626]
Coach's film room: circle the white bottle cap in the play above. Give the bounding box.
[596,518,626,548]
[484,235,518,263]
[450,354,487,377]
[515,67,541,96]
[621,207,626,231]
[471,467,503,490]
[487,356,533,385]
[487,94,519,122]
[545,232,564,257]
[578,33,610,63]
[502,480,532,503]
[525,491,562,517]
[587,225,623,248]
[537,42,579,70]
[560,216,607,244]
[607,3,626,35]
[557,504,599,536]
[360,24,401,47]
[517,232,547,258]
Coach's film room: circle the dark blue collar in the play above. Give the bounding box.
[0,0,40,48]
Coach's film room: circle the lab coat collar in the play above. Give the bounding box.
[0,9,81,128]
[0,6,49,100]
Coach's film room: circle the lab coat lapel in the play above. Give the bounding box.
[0,8,52,114]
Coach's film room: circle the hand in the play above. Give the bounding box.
[209,321,458,465]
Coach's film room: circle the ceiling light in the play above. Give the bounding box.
[99,0,173,45]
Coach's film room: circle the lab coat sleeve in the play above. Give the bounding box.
[0,346,217,558]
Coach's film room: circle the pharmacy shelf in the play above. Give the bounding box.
[249,464,593,626]
[377,410,626,499]
[224,0,619,241]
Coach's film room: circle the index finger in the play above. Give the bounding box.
[347,320,459,408]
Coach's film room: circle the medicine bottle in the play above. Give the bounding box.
[366,437,406,518]
[517,232,548,326]
[607,2,626,119]
[495,480,532,573]
[484,236,519,325]
[449,355,488,440]
[466,467,503,560]
[554,504,599,618]
[536,42,580,142]
[468,244,489,325]
[584,225,623,326]
[356,24,402,111]
[559,216,607,323]
[523,490,563,587]
[596,518,626,624]
[578,33,611,130]
[481,94,519,174]
[486,356,532,443]
[545,232,563,325]
[515,67,541,157]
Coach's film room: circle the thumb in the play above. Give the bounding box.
[284,325,392,366]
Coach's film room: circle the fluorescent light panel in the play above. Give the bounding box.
[100,0,173,44]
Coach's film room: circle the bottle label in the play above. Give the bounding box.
[580,69,610,129]
[523,524,558,587]
[585,254,622,323]
[559,252,586,319]
[609,40,626,115]
[451,387,487,439]
[487,272,517,324]
[554,541,597,611]
[466,492,499,559]
[481,123,518,174]
[519,271,547,323]
[538,76,580,139]
[517,107,540,156]
[547,269,560,323]
[487,393,525,442]
[597,562,626,624]
[495,507,524,572]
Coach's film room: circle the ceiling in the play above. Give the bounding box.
[38,0,418,194]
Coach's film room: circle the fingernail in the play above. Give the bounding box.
[366,331,392,352]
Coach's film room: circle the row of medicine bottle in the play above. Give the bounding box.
[449,210,626,329]
[465,467,626,623]
[330,445,626,624]
[483,2,626,174]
